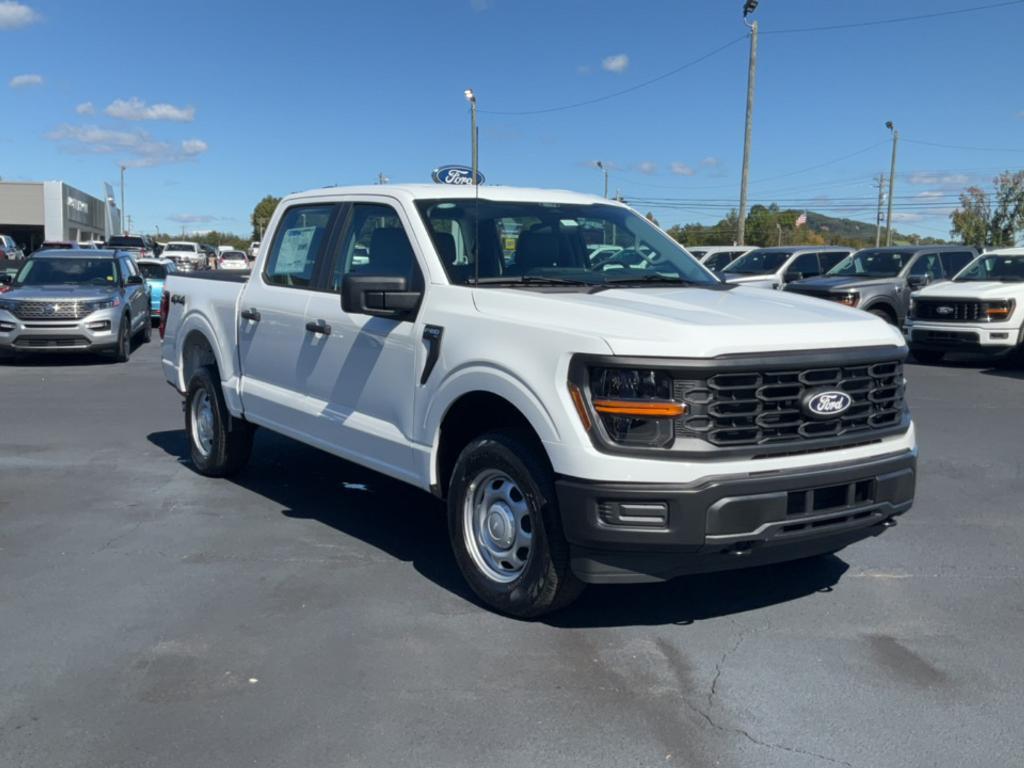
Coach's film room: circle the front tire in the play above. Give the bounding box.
[108,315,131,363]
[185,365,254,477]
[447,431,583,618]
[139,314,152,343]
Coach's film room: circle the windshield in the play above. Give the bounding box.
[165,243,196,253]
[138,263,168,280]
[828,250,913,277]
[15,258,118,286]
[221,251,246,260]
[954,254,1024,282]
[722,249,793,275]
[415,199,717,287]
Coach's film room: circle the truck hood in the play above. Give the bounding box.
[473,285,904,357]
[914,280,1023,300]
[722,274,779,288]
[3,285,119,303]
[788,275,901,292]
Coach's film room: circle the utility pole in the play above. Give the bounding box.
[119,164,126,235]
[737,0,759,245]
[776,221,782,246]
[464,89,479,185]
[874,173,886,247]
[885,121,898,246]
[596,161,609,198]
[377,172,389,184]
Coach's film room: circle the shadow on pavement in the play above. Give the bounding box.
[148,427,851,627]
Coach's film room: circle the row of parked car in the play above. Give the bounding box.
[686,243,1023,364]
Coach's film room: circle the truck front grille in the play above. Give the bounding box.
[913,299,983,322]
[674,361,905,448]
[10,301,91,321]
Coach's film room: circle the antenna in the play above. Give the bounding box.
[466,88,482,285]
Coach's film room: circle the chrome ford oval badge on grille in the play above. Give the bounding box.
[935,305,954,316]
[804,390,852,419]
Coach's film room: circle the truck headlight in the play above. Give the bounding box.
[574,367,684,448]
[984,299,1015,321]
[839,292,859,307]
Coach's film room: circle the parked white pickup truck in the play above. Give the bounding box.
[907,247,1024,364]
[159,185,916,617]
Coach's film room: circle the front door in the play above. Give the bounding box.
[301,200,425,483]
[238,202,338,436]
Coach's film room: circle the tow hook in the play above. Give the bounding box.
[881,517,898,529]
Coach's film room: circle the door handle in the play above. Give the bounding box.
[305,320,331,335]
[240,308,261,322]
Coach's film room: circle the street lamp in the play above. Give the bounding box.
[119,164,127,235]
[595,161,609,198]
[885,121,899,246]
[464,89,479,186]
[736,0,760,245]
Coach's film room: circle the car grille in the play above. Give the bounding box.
[10,301,91,321]
[913,299,983,322]
[13,335,89,348]
[674,361,905,448]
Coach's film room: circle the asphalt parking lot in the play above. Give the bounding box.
[1,341,1022,768]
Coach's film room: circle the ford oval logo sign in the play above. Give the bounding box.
[935,305,955,316]
[804,390,852,419]
[431,165,484,185]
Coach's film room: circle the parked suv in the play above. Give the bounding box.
[688,245,752,272]
[907,247,1024,363]
[159,185,915,617]
[720,246,853,289]
[0,250,151,360]
[1,234,25,261]
[785,246,977,326]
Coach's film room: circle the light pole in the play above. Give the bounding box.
[119,164,126,234]
[596,161,609,198]
[884,121,899,246]
[874,173,886,247]
[737,0,759,245]
[464,89,479,185]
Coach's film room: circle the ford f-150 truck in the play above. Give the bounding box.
[906,247,1024,364]
[159,185,916,617]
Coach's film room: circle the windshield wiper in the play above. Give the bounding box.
[468,275,593,287]
[600,274,702,286]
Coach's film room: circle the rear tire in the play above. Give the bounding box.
[185,365,254,477]
[911,348,944,365]
[447,431,583,618]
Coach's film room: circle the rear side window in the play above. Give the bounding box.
[263,204,335,288]
[939,251,973,276]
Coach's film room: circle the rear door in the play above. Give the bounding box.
[301,199,425,482]
[237,202,340,436]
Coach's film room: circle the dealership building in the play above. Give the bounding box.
[0,180,122,253]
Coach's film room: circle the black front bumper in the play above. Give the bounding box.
[909,328,1017,356]
[555,450,916,584]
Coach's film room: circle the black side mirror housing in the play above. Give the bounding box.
[907,274,929,289]
[784,270,804,283]
[126,274,144,286]
[0,274,12,286]
[341,275,421,320]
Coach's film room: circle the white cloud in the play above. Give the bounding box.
[105,97,195,122]
[915,190,945,199]
[75,101,95,115]
[0,1,40,30]
[670,162,694,176]
[46,123,209,167]
[636,161,657,175]
[701,156,720,167]
[601,53,629,73]
[9,73,42,88]
[908,172,968,186]
[169,213,219,224]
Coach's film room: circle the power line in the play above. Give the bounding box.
[480,35,746,116]
[903,138,1024,153]
[762,0,1024,34]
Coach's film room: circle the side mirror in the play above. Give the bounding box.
[784,270,804,283]
[126,274,144,286]
[341,275,421,320]
[907,274,929,289]
[0,274,12,286]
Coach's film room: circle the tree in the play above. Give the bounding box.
[950,187,991,247]
[645,211,660,227]
[251,195,281,240]
[950,171,1024,248]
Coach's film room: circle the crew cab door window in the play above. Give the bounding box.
[790,252,820,278]
[910,254,942,279]
[819,252,847,272]
[939,251,973,277]
[327,203,423,292]
[263,204,335,288]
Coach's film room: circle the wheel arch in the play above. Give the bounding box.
[863,299,898,324]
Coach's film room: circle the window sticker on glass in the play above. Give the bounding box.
[276,227,316,273]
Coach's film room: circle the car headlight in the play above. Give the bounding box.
[570,366,684,448]
[838,291,859,307]
[0,298,17,312]
[82,296,122,312]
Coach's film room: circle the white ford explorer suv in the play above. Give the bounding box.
[159,185,916,617]
[907,247,1024,364]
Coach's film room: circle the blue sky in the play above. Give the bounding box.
[2,0,1022,239]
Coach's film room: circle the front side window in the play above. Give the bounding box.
[263,204,335,288]
[15,258,119,286]
[939,251,973,276]
[416,199,716,287]
[819,252,847,272]
[909,254,942,278]
[328,203,422,292]
[790,252,820,277]
[722,249,793,275]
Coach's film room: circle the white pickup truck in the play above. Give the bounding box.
[907,247,1024,364]
[159,184,916,617]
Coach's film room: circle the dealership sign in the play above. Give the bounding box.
[431,165,484,185]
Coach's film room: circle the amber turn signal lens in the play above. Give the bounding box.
[568,384,592,431]
[592,399,686,418]
[986,306,1011,317]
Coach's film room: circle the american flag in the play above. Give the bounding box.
[794,212,808,228]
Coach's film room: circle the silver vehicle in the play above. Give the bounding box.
[720,246,854,289]
[1,234,26,261]
[0,250,151,361]
[687,245,753,272]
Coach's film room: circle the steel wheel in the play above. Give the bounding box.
[190,388,215,458]
[463,469,533,583]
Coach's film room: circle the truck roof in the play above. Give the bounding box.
[286,184,626,207]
